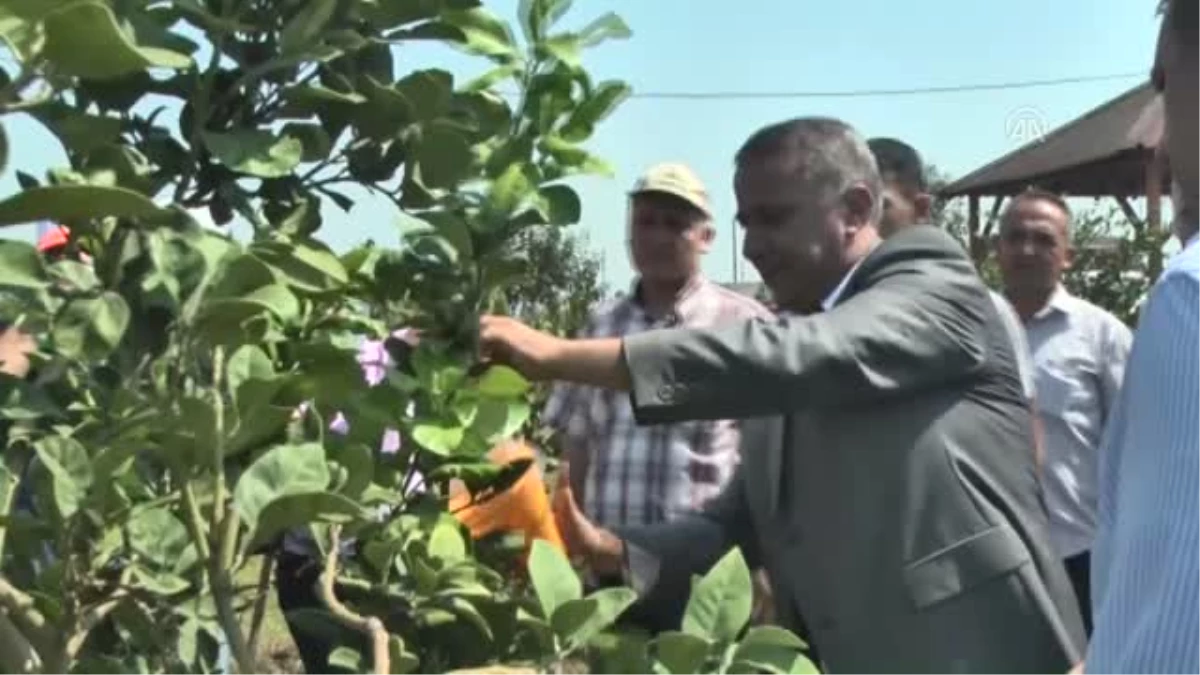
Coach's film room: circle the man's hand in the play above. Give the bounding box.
[478,315,567,382]
[0,326,35,378]
[551,463,624,576]
[479,315,631,391]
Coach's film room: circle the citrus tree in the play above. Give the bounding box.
[0,0,637,671]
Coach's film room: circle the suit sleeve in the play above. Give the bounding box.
[623,255,991,423]
[612,466,759,631]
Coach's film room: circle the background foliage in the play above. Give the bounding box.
[928,167,1169,326]
[0,1,810,674]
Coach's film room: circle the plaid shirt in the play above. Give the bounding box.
[544,277,770,528]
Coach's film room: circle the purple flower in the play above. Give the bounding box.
[357,338,390,387]
[381,428,402,454]
[329,412,350,435]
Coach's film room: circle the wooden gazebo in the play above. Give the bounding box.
[939,81,1169,258]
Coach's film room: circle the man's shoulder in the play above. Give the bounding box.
[850,226,978,297]
[1061,293,1132,339]
[693,280,772,319]
[877,224,971,259]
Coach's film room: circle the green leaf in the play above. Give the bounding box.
[128,506,190,568]
[519,0,572,42]
[487,162,536,217]
[329,441,373,499]
[281,123,332,163]
[30,102,123,154]
[681,547,753,642]
[388,635,419,674]
[577,11,631,47]
[538,184,582,226]
[395,69,453,121]
[0,5,46,64]
[464,62,522,91]
[252,240,348,293]
[52,292,130,361]
[226,345,275,404]
[0,374,61,421]
[233,443,331,533]
[428,516,466,562]
[280,0,337,54]
[414,213,473,260]
[471,398,530,445]
[328,646,362,672]
[412,422,464,456]
[130,566,190,595]
[542,34,581,69]
[654,631,711,674]
[34,436,92,519]
[554,587,636,650]
[417,122,473,189]
[441,8,517,60]
[428,459,530,496]
[732,626,814,674]
[0,185,165,227]
[539,136,614,178]
[41,1,192,79]
[354,76,414,140]
[476,365,531,398]
[281,83,366,109]
[203,130,303,178]
[560,80,632,142]
[0,239,47,288]
[252,491,368,545]
[528,538,581,620]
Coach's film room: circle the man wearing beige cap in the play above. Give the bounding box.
[542,163,769,624]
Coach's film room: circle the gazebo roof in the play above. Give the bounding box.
[940,81,1168,199]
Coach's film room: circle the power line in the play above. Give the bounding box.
[609,71,1146,101]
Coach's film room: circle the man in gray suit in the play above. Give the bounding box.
[480,117,1086,673]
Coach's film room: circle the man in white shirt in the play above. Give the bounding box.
[995,188,1132,635]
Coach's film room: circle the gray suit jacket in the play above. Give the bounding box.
[616,226,1086,673]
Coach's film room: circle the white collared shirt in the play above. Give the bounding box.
[1024,285,1133,557]
[821,243,880,311]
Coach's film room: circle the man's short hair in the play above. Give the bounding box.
[867,137,928,197]
[736,116,883,218]
[1005,187,1073,226]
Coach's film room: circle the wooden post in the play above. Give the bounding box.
[1146,149,1164,230]
[1115,195,1144,230]
[968,195,984,264]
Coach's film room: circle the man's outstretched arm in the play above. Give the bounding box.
[482,255,990,424]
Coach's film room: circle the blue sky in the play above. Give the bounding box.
[0,0,1163,291]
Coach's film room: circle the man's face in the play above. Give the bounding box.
[996,198,1073,297]
[735,160,850,313]
[627,193,711,284]
[1157,7,1198,222]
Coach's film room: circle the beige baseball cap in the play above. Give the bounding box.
[628,162,712,218]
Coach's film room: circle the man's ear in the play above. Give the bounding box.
[913,193,934,222]
[1063,243,1076,270]
[842,184,876,233]
[695,223,716,253]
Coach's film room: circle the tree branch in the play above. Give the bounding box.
[0,576,52,658]
[318,526,389,675]
[0,611,40,674]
